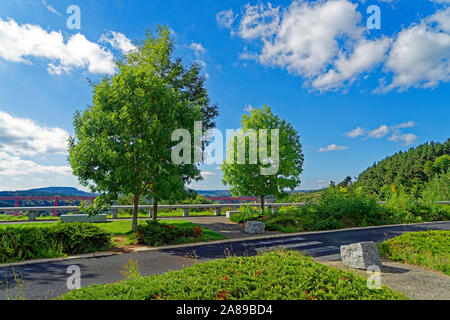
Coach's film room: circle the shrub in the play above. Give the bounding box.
[135,221,202,246]
[0,223,111,263]
[382,190,450,224]
[50,223,112,254]
[59,250,406,300]
[0,226,64,263]
[229,206,266,223]
[379,231,450,275]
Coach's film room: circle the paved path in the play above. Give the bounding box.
[0,221,448,300]
[160,216,281,239]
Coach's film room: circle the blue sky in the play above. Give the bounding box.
[0,0,449,191]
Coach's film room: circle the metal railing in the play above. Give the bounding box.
[0,201,448,222]
[0,202,306,221]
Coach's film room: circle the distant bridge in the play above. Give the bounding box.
[0,196,96,216]
[0,196,257,215]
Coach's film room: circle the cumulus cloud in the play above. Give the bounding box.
[200,171,216,179]
[0,17,116,75]
[0,152,71,177]
[345,127,365,138]
[217,9,236,29]
[388,131,418,146]
[319,144,349,152]
[225,1,450,92]
[0,111,69,156]
[368,125,390,138]
[42,0,61,15]
[190,42,206,56]
[100,31,136,54]
[344,122,418,146]
[381,7,450,91]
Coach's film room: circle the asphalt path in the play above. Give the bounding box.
[0,221,448,300]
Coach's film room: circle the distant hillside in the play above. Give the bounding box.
[357,139,450,192]
[0,187,95,197]
[0,187,96,207]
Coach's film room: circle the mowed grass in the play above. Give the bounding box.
[58,250,406,300]
[378,230,450,275]
[0,220,227,247]
[96,220,226,246]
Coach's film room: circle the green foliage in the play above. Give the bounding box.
[0,223,111,263]
[229,206,266,223]
[381,187,450,224]
[50,223,112,254]
[58,250,406,300]
[222,106,304,213]
[230,186,448,233]
[379,231,450,275]
[69,25,218,230]
[421,170,450,202]
[135,221,203,246]
[357,139,450,193]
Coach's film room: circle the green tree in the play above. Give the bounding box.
[222,106,304,214]
[69,29,205,231]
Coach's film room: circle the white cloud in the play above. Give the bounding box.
[217,9,236,29]
[229,1,450,92]
[200,171,216,179]
[313,38,391,90]
[344,122,418,145]
[190,42,206,56]
[345,127,365,138]
[319,144,349,152]
[0,18,116,75]
[244,103,254,113]
[382,7,450,91]
[42,0,61,16]
[368,125,390,138]
[0,111,69,156]
[237,1,372,90]
[0,152,71,177]
[392,121,416,129]
[388,131,418,146]
[100,31,136,55]
[238,3,281,39]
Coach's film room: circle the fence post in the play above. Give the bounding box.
[28,211,36,221]
[214,207,222,216]
[183,208,190,217]
[149,208,153,219]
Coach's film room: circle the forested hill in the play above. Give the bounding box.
[357,139,450,192]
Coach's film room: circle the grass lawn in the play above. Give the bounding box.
[58,250,406,300]
[96,220,226,246]
[0,220,227,248]
[378,230,450,275]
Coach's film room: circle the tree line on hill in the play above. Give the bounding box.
[356,139,450,194]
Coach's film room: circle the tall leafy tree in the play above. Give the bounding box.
[222,106,304,214]
[69,27,207,231]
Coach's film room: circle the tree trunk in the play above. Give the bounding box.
[260,195,265,215]
[152,200,158,221]
[132,194,139,231]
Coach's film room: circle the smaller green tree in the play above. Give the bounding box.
[222,106,304,214]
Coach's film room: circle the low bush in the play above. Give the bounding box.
[59,250,406,300]
[0,223,111,263]
[229,206,266,223]
[378,230,450,275]
[232,186,449,233]
[135,221,203,246]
